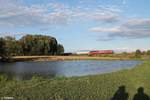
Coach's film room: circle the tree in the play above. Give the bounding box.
[57,44,64,55]
[19,35,62,56]
[0,34,64,61]
[147,50,150,55]
[13,41,23,56]
[4,36,23,56]
[135,49,142,58]
[0,38,5,59]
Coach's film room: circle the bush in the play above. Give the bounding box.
[135,49,142,58]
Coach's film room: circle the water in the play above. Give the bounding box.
[0,60,142,80]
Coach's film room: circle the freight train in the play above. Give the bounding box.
[76,50,113,55]
[89,50,113,55]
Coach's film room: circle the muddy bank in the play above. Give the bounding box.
[11,56,130,62]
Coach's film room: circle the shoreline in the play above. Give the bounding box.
[11,56,137,62]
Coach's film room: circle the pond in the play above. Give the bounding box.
[0,60,142,80]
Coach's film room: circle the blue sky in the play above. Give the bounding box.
[0,0,150,52]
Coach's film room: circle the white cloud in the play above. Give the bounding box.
[90,18,150,40]
[0,0,120,28]
[71,5,120,22]
[0,32,27,37]
[0,1,69,27]
[90,27,121,33]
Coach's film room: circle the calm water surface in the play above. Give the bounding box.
[0,60,142,80]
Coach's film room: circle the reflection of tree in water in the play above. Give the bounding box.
[111,85,128,100]
[133,87,149,100]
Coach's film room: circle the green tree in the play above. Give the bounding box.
[147,50,150,55]
[13,41,23,56]
[135,49,142,58]
[0,38,5,59]
[0,34,64,61]
[19,35,60,56]
[4,36,23,56]
[57,44,64,55]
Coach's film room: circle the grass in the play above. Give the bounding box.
[0,60,150,100]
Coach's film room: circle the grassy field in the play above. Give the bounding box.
[0,60,150,100]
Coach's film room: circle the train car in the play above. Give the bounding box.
[61,53,73,56]
[76,50,90,55]
[89,50,113,55]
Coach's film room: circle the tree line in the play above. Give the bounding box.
[135,49,150,58]
[0,35,64,60]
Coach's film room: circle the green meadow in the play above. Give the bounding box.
[0,60,149,100]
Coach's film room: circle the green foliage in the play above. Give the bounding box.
[4,36,23,57]
[0,61,149,100]
[0,38,5,58]
[147,50,150,55]
[0,35,64,59]
[0,74,8,82]
[57,44,64,55]
[135,49,142,58]
[20,35,59,55]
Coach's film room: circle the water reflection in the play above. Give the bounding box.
[0,60,142,80]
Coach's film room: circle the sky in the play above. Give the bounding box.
[0,0,150,52]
